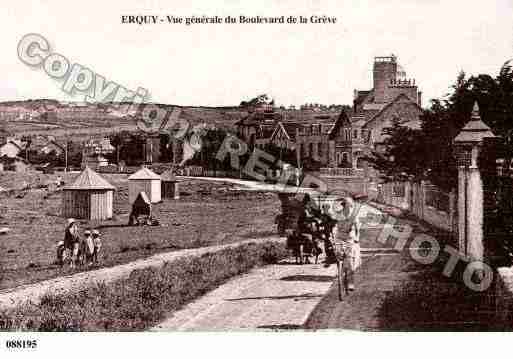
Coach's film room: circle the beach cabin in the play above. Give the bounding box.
[62,167,115,220]
[161,169,181,200]
[128,167,161,204]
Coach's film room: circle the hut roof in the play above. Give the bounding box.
[63,167,115,191]
[128,167,161,180]
[161,169,179,182]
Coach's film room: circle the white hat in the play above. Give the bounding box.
[92,229,100,236]
[66,218,77,226]
[84,230,91,235]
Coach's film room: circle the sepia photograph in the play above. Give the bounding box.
[0,0,513,357]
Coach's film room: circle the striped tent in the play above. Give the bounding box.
[62,167,115,220]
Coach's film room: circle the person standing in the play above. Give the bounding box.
[331,197,362,291]
[81,230,95,266]
[63,218,80,269]
[320,203,338,267]
[92,229,102,265]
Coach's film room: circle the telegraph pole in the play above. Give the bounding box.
[65,139,68,172]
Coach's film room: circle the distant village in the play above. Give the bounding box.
[0,55,423,183]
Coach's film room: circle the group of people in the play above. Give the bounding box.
[287,194,362,291]
[57,218,102,268]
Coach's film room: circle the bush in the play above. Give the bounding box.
[0,241,287,331]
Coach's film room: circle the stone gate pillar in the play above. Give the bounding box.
[453,102,496,261]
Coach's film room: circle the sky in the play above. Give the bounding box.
[1,0,512,108]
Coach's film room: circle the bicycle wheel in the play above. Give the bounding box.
[337,260,344,301]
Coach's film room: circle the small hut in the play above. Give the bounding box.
[128,191,152,226]
[128,166,161,204]
[161,169,181,200]
[62,167,115,220]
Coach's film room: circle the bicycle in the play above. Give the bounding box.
[328,241,349,301]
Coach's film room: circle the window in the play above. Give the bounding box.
[353,129,358,139]
[356,157,365,169]
[392,183,405,197]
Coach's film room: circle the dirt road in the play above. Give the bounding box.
[152,260,336,331]
[0,237,283,310]
[304,213,498,331]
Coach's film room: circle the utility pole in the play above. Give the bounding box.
[65,139,68,172]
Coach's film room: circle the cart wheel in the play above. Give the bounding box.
[337,260,344,301]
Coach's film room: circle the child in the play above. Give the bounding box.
[82,230,95,266]
[92,229,102,264]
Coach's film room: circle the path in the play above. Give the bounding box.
[178,176,320,194]
[0,237,282,310]
[305,207,498,331]
[152,261,336,331]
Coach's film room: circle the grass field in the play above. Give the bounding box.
[0,241,288,331]
[0,171,280,290]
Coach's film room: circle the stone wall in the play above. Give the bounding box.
[320,176,368,196]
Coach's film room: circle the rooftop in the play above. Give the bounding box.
[63,167,115,191]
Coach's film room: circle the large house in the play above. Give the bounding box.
[352,55,423,154]
[81,137,115,169]
[235,55,424,178]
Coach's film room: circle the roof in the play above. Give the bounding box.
[282,122,302,141]
[362,94,423,128]
[30,137,65,152]
[2,139,26,151]
[236,112,282,126]
[337,110,351,127]
[63,167,115,191]
[128,167,161,180]
[270,121,305,142]
[454,102,496,143]
[353,89,375,109]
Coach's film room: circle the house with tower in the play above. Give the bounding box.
[235,54,424,178]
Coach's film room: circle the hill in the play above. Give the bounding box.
[0,99,346,140]
[0,100,247,140]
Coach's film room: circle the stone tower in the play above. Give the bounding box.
[373,55,398,103]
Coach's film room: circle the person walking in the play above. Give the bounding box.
[331,197,362,291]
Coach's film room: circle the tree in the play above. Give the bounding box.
[108,130,133,164]
[66,141,83,168]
